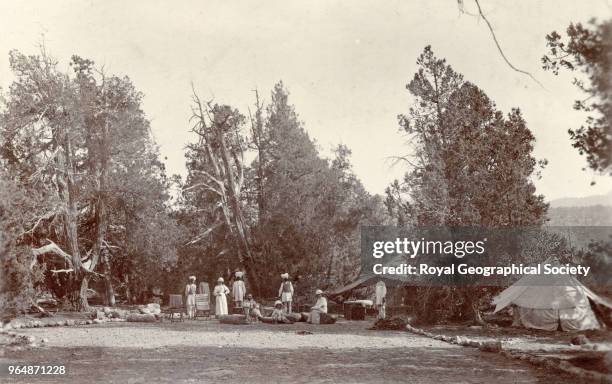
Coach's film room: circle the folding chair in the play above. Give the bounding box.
[195,282,211,319]
[164,294,184,322]
[194,294,211,319]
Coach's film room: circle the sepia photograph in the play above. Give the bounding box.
[0,1,611,383]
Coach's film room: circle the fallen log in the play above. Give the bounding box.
[218,314,249,325]
[260,316,294,324]
[369,317,407,330]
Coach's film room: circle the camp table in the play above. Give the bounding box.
[343,300,373,320]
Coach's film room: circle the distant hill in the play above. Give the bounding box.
[550,191,612,208]
[546,205,612,226]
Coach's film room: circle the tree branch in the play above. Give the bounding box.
[32,240,73,267]
[184,221,223,246]
[183,182,223,196]
[192,169,225,190]
[31,240,101,275]
[50,268,74,274]
[469,0,544,89]
[18,209,58,238]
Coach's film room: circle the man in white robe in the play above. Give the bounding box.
[214,277,230,316]
[375,280,387,320]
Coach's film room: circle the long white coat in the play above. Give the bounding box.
[375,281,387,319]
[214,284,230,315]
[185,283,197,306]
[375,281,387,305]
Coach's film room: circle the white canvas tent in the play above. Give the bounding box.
[493,268,611,331]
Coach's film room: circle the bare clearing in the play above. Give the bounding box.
[0,320,581,383]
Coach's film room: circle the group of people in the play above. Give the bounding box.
[184,272,331,324]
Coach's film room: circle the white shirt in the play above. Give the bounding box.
[312,297,327,313]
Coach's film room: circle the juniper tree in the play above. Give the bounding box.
[542,19,612,176]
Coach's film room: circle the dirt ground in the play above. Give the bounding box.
[1,319,582,383]
[419,324,612,374]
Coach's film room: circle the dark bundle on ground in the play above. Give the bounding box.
[319,313,337,324]
[286,313,303,322]
[369,317,408,330]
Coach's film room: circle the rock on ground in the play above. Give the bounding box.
[138,303,161,315]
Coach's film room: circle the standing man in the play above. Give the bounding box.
[214,277,230,317]
[185,276,197,320]
[278,273,294,313]
[232,271,246,308]
[375,280,387,320]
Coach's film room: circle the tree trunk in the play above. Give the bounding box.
[54,128,84,310]
[84,109,112,309]
[460,288,486,325]
[79,276,90,311]
[102,250,115,306]
[326,245,337,281]
[216,128,262,296]
[124,274,131,305]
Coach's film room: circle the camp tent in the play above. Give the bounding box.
[493,268,611,331]
[327,252,421,298]
[327,274,406,298]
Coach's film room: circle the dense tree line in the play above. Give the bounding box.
[1,19,607,322]
[0,50,387,312]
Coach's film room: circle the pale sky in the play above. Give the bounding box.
[1,0,610,201]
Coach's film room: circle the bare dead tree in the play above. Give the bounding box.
[187,90,261,295]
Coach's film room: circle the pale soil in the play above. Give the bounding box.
[1,320,580,383]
